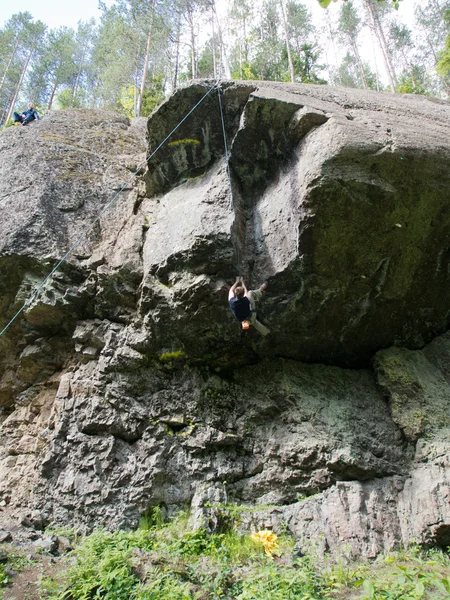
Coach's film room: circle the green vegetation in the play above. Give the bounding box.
[22,508,449,600]
[0,548,35,597]
[167,139,201,148]
[158,350,186,362]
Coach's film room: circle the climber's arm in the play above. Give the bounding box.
[241,279,248,296]
[228,276,241,301]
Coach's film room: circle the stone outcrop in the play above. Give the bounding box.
[0,84,449,558]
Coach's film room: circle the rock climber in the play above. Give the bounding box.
[228,276,270,336]
[13,104,40,126]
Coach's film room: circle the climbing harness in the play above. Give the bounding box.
[0,82,221,339]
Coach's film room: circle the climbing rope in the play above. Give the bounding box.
[217,86,233,203]
[0,82,220,339]
[217,85,243,273]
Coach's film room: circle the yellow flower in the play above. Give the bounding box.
[251,530,281,559]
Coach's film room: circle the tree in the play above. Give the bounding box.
[397,64,431,94]
[437,9,450,82]
[286,0,315,57]
[228,0,253,80]
[27,27,77,109]
[363,0,397,92]
[3,18,46,124]
[0,13,46,124]
[291,42,327,84]
[318,0,404,8]
[332,52,378,90]
[71,20,97,106]
[249,0,284,81]
[280,0,295,82]
[437,35,450,78]
[415,1,450,92]
[91,5,142,111]
[338,1,370,89]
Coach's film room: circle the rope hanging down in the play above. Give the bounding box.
[0,82,220,339]
[217,86,243,271]
[217,86,233,203]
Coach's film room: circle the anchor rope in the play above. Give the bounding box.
[217,85,243,273]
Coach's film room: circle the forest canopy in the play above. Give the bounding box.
[0,0,448,124]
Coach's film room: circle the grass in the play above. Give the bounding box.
[5,509,449,599]
[0,548,36,599]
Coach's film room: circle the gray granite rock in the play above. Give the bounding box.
[0,84,449,558]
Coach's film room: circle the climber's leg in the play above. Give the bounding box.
[250,314,270,336]
[247,289,262,310]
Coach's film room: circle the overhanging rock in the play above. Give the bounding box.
[143,82,450,366]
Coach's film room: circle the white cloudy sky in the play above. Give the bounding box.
[0,0,418,85]
[0,0,416,32]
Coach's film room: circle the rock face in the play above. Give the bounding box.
[0,85,449,559]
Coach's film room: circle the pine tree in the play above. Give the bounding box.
[338,1,369,89]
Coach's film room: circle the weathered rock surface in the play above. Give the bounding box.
[0,84,449,559]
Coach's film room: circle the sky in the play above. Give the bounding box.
[0,0,416,31]
[0,0,106,29]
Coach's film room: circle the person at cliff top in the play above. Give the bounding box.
[228,276,270,336]
[13,104,40,126]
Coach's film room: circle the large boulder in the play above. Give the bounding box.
[141,82,450,366]
[0,84,449,558]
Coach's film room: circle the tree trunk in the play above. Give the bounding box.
[350,38,368,89]
[211,10,217,79]
[239,40,242,80]
[48,77,58,110]
[326,14,342,87]
[365,0,397,92]
[72,47,86,102]
[137,0,156,117]
[186,4,197,79]
[173,9,182,90]
[369,22,381,91]
[134,67,138,116]
[211,0,231,79]
[374,10,397,85]
[4,47,34,124]
[280,0,295,83]
[0,35,21,96]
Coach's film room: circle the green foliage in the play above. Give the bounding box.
[56,529,154,599]
[234,557,323,599]
[0,563,9,587]
[0,548,35,596]
[396,66,431,95]
[319,0,402,8]
[158,350,186,362]
[132,571,192,599]
[360,549,450,599]
[138,505,166,530]
[333,53,380,90]
[291,43,327,84]
[437,34,450,79]
[31,515,450,600]
[56,88,83,109]
[167,138,200,147]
